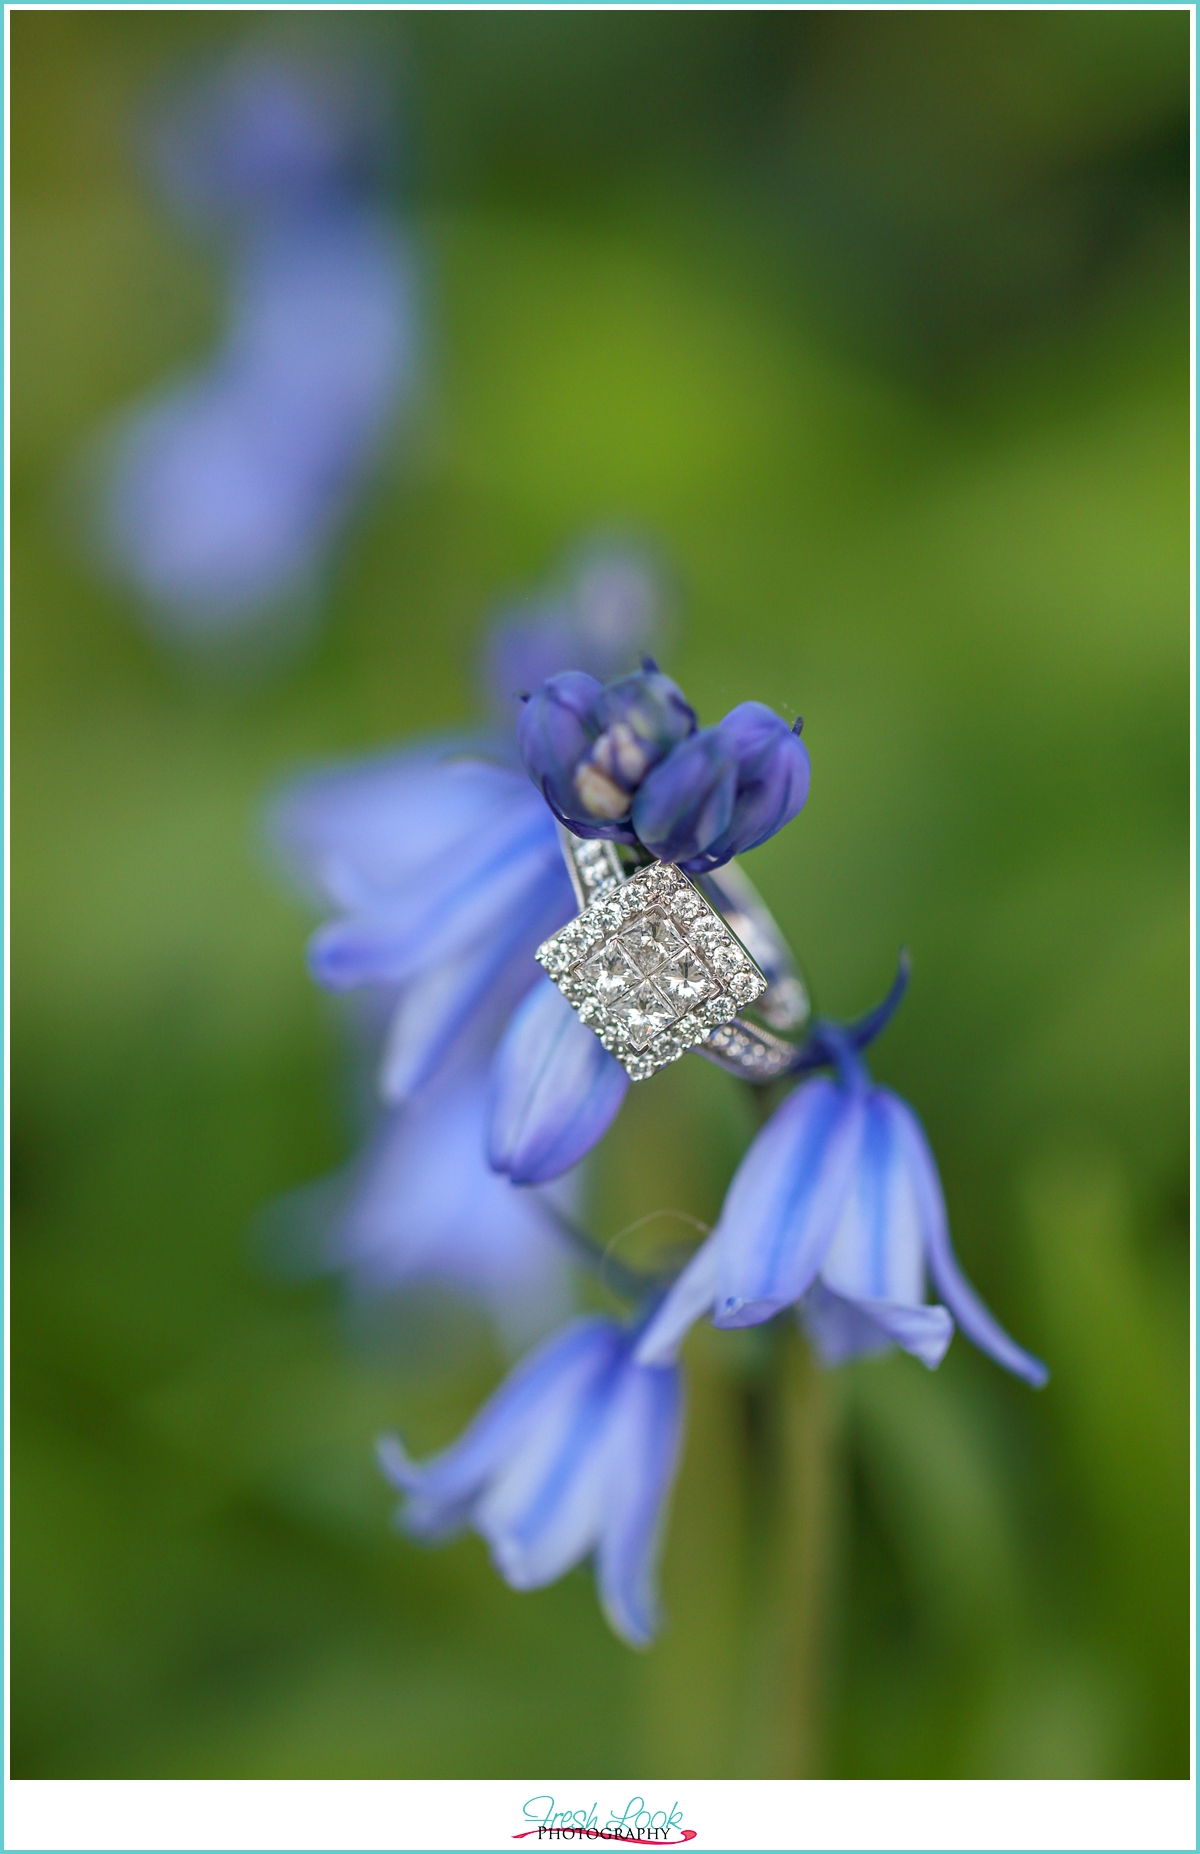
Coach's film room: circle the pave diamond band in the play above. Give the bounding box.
[538,835,809,1083]
[557,825,624,909]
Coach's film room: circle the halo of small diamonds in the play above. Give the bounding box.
[535,862,767,1080]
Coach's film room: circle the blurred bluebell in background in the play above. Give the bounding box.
[87,40,419,652]
[484,545,668,719]
[308,1049,576,1358]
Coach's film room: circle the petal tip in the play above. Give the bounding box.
[376,1432,416,1490]
[712,1294,785,1330]
[631,1331,674,1368]
[601,1598,657,1650]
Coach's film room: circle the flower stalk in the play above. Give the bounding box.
[742,1322,839,1778]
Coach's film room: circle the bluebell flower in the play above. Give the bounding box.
[276,554,811,1199]
[277,740,634,1183]
[323,1054,574,1353]
[636,1033,1048,1386]
[274,748,575,1102]
[514,671,607,818]
[271,745,580,1345]
[517,663,697,839]
[378,1315,684,1646]
[150,49,394,224]
[95,49,417,642]
[275,553,663,1153]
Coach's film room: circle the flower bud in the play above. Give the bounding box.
[516,669,607,827]
[517,662,696,841]
[632,701,810,872]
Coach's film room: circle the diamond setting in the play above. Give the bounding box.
[535,861,768,1080]
[620,913,685,974]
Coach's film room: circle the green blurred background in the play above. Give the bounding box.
[12,8,1190,1780]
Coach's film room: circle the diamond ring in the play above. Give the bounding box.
[535,828,810,1083]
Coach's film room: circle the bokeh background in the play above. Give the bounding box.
[12,8,1190,1780]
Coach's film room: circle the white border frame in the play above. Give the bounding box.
[2,1777,1198,1852]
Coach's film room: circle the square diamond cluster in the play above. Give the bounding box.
[535,861,767,1081]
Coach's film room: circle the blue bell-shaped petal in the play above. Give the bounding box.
[95,49,415,646]
[152,48,393,223]
[632,702,810,873]
[488,977,630,1185]
[637,1065,1047,1388]
[375,869,568,1104]
[710,1076,867,1330]
[795,1089,954,1370]
[378,1315,684,1647]
[515,671,607,829]
[885,1092,1049,1387]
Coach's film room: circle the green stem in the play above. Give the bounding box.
[741,1322,840,1777]
[537,1201,664,1304]
[636,1330,749,1774]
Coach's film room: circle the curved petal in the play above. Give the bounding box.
[684,707,810,872]
[273,752,551,910]
[633,1238,720,1366]
[798,1279,893,1365]
[307,818,568,992]
[713,1078,865,1328]
[800,1280,953,1370]
[379,862,569,1101]
[378,936,516,1102]
[885,1093,1049,1389]
[596,1361,684,1647]
[488,978,629,1185]
[630,729,737,865]
[377,1316,616,1539]
[516,671,604,823]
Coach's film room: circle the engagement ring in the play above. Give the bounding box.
[536,828,810,1083]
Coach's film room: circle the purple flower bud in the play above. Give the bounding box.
[632,701,810,873]
[515,670,610,829]
[517,665,696,842]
